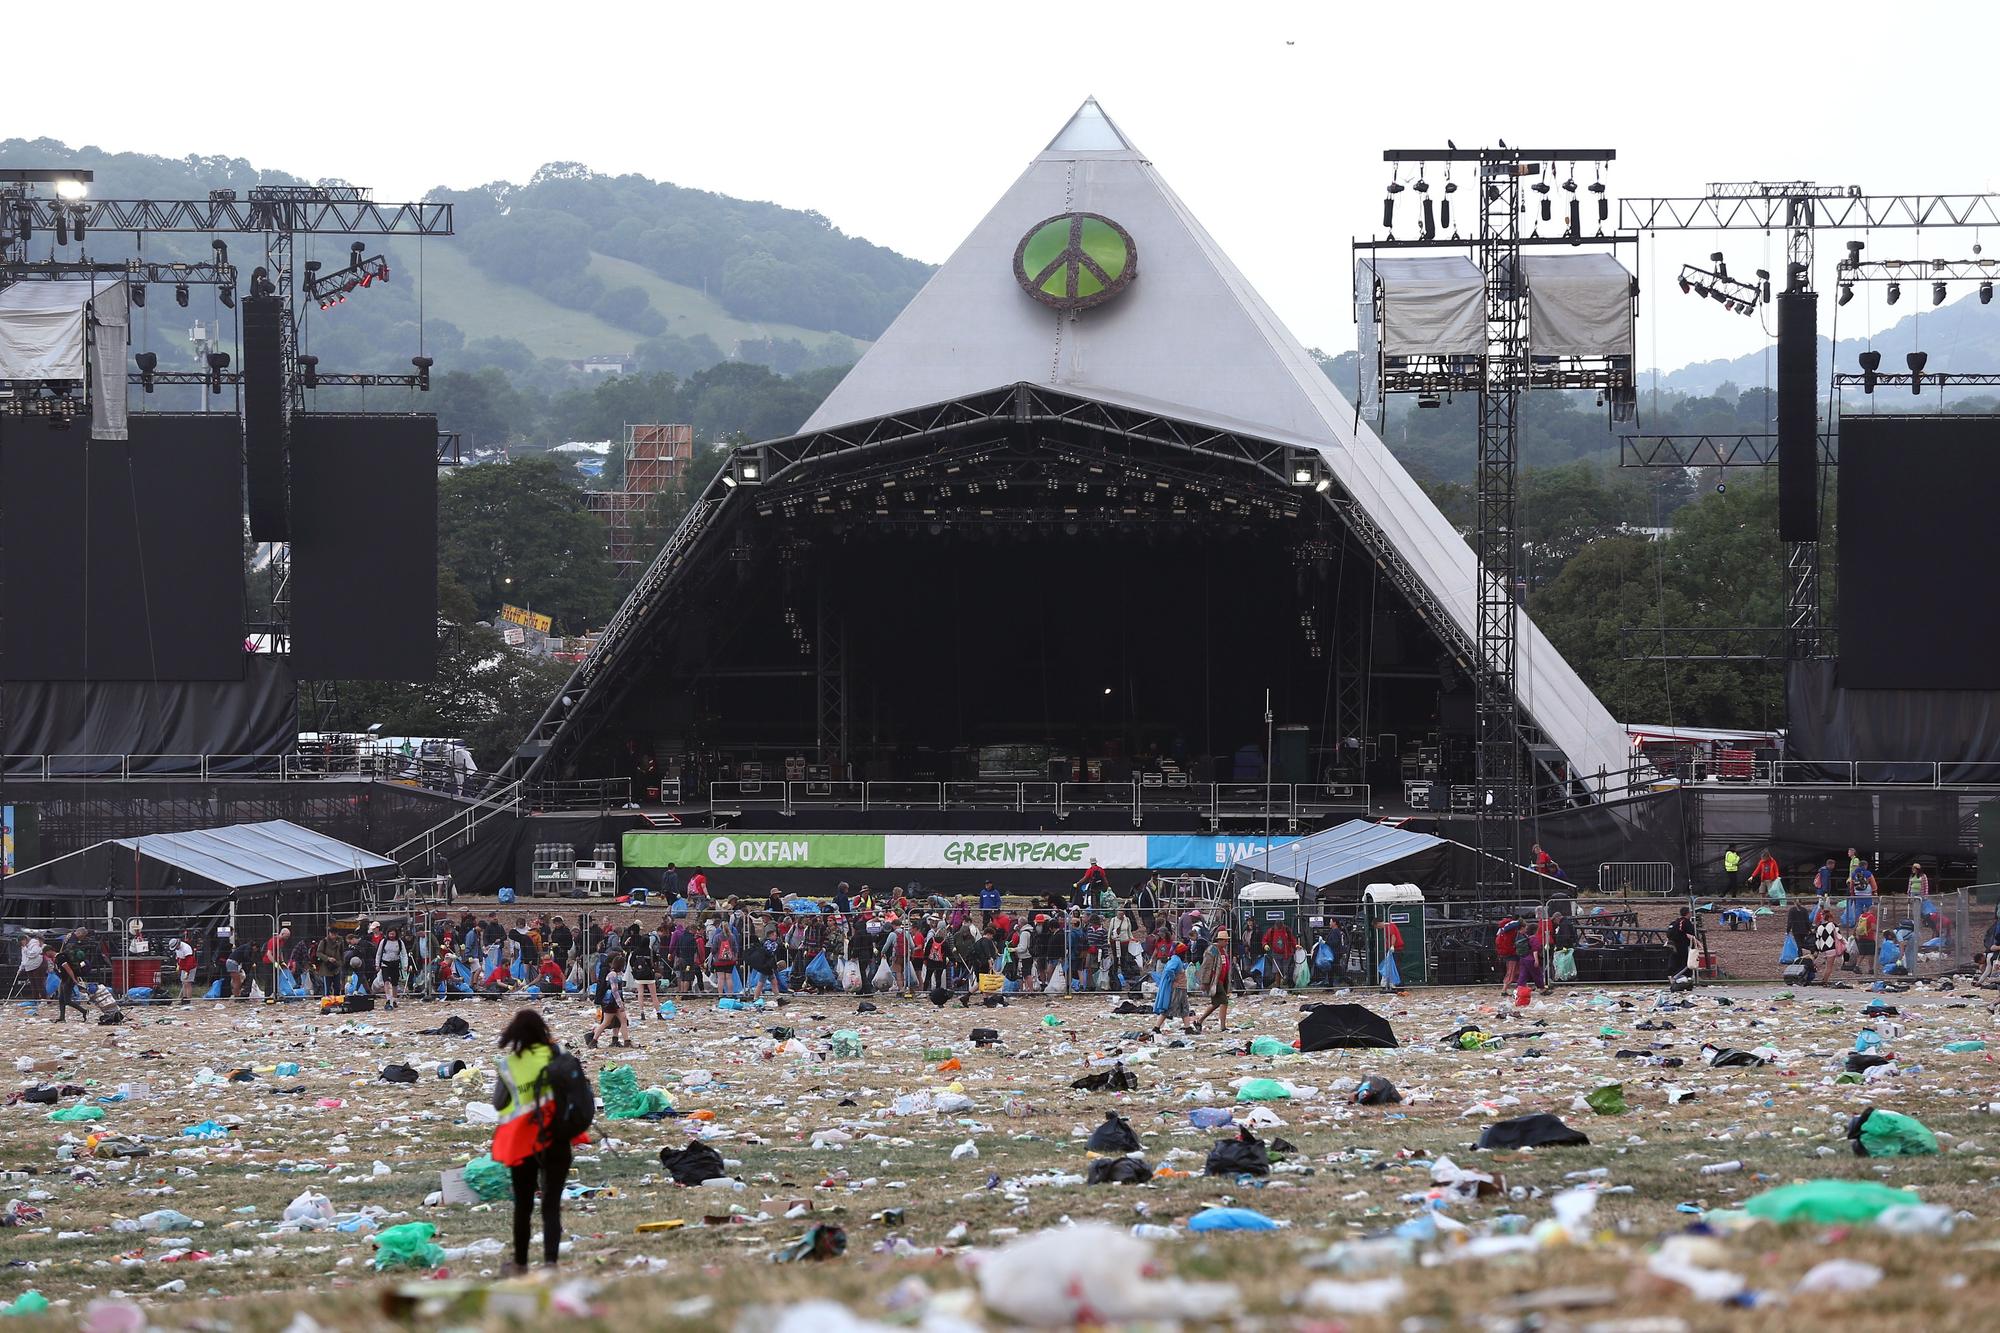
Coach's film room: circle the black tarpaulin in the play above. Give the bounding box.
[1,657,296,775]
[1788,660,2000,775]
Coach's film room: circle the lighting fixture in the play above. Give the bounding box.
[1908,350,1928,394]
[54,212,68,246]
[135,351,158,393]
[129,282,145,308]
[1887,281,1901,305]
[721,473,738,488]
[1982,282,1993,305]
[175,283,189,308]
[1292,466,1314,485]
[1313,477,1332,493]
[1933,281,1947,306]
[1858,349,1881,395]
[219,285,235,310]
[1678,275,1692,294]
[204,350,230,395]
[411,355,433,391]
[1838,282,1854,306]
[299,354,319,389]
[54,177,88,200]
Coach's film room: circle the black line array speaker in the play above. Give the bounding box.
[242,293,287,541]
[1776,288,1819,543]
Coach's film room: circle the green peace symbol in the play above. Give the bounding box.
[1013,212,1137,311]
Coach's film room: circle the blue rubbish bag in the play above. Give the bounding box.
[45,974,60,997]
[275,968,304,999]
[1314,940,1334,967]
[805,952,839,989]
[497,887,516,904]
[671,898,689,918]
[1188,1206,1281,1232]
[1379,952,1402,987]
[205,979,225,1000]
[510,960,527,981]
[1780,934,1800,964]
[522,984,541,997]
[125,986,155,1002]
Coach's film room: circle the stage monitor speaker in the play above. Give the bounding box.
[1776,288,1819,543]
[0,415,245,680]
[289,414,437,682]
[242,293,287,541]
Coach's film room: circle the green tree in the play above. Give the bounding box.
[432,367,527,448]
[438,456,615,632]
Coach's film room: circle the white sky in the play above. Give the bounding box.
[20,0,1999,373]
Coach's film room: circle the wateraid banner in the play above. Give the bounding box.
[1146,835,1300,870]
[623,832,885,870]
[884,835,1146,871]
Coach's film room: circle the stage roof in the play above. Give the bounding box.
[801,99,1630,792]
[7,819,392,901]
[1232,819,1445,891]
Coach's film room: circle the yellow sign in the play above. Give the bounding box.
[500,603,552,635]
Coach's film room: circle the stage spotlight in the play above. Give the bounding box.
[175,283,189,307]
[54,176,87,200]
[1314,476,1332,493]
[205,350,229,394]
[1933,281,1947,306]
[1845,239,1865,267]
[1292,465,1314,485]
[1678,275,1692,294]
[721,473,738,489]
[411,354,433,391]
[219,285,235,310]
[1838,282,1854,306]
[211,239,227,264]
[135,351,157,393]
[300,354,318,389]
[1983,281,1994,305]
[1908,350,1928,395]
[1382,197,1394,230]
[70,207,83,241]
[1386,180,1406,194]
[1693,283,1710,298]
[54,212,67,246]
[1709,251,1727,277]
[1756,268,1771,302]
[129,282,145,308]
[1887,281,1901,305]
[1859,349,1881,395]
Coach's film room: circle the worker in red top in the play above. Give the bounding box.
[1494,918,1522,994]
[1259,922,1297,989]
[1750,849,1782,898]
[1376,918,1405,988]
[1073,859,1108,909]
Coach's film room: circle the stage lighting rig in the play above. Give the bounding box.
[205,350,230,395]
[307,250,390,309]
[1678,262,1759,314]
[134,351,158,393]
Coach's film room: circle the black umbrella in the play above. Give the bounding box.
[1298,1003,1399,1051]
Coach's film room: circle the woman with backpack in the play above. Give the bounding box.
[628,926,659,1020]
[922,920,951,994]
[589,950,632,1048]
[491,1009,587,1274]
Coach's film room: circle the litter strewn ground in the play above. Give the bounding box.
[4,979,1999,1330]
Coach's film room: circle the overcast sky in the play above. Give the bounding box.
[19,1,1997,375]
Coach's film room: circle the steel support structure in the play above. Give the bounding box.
[1619,432,1837,469]
[1472,159,1527,884]
[815,573,848,773]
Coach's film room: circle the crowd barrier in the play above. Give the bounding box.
[3,888,1985,1008]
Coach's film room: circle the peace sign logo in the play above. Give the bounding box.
[1013,212,1137,311]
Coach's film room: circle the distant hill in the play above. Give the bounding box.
[0,139,928,368]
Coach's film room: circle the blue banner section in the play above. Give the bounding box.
[1146,835,1299,870]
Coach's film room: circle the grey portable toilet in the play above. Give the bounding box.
[1361,882,1426,985]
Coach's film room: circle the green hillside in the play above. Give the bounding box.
[410,247,865,361]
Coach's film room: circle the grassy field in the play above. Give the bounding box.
[2,981,1997,1329]
[407,247,867,363]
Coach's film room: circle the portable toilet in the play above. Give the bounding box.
[1361,882,1427,985]
[1235,882,1303,982]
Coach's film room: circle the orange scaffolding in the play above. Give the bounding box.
[587,424,695,574]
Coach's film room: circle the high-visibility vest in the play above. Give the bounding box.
[491,1044,554,1167]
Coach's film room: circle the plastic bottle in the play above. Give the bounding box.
[1700,1160,1743,1175]
[1130,1223,1179,1240]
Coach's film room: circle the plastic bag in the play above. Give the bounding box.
[806,952,839,988]
[372,1221,445,1271]
[1188,1206,1281,1231]
[1204,1129,1271,1176]
[1584,1083,1628,1116]
[1848,1107,1939,1157]
[1235,1078,1292,1101]
[972,1223,1237,1326]
[1249,1036,1293,1057]
[461,1154,513,1202]
[1745,1179,1920,1225]
[1780,934,1800,964]
[47,1104,105,1123]
[1087,1156,1154,1185]
[1552,947,1578,982]
[659,1141,728,1185]
[1086,1112,1141,1154]
[1379,952,1401,987]
[600,1064,671,1119]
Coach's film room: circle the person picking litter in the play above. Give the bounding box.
[491,1009,589,1275]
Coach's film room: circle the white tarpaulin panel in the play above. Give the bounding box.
[1359,256,1486,356]
[0,278,129,439]
[1520,253,1634,358]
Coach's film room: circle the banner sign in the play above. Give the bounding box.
[499,604,553,635]
[1,805,13,876]
[885,835,1146,870]
[622,832,884,870]
[1145,835,1299,870]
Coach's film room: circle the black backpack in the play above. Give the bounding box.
[536,1051,595,1145]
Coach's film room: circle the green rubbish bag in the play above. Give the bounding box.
[372,1221,446,1272]
[0,1290,50,1317]
[1849,1107,1940,1158]
[47,1104,105,1123]
[1744,1179,1921,1225]
[1235,1078,1292,1101]
[461,1153,513,1202]
[1293,957,1312,989]
[1584,1083,1628,1116]
[1551,947,1578,983]
[1248,1037,1293,1057]
[599,1063,671,1119]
